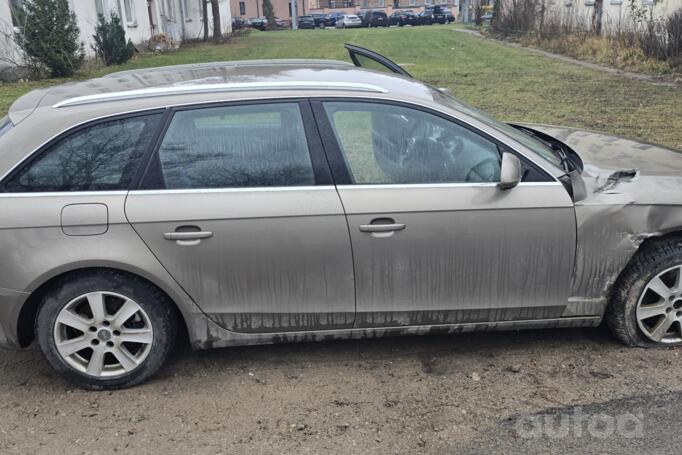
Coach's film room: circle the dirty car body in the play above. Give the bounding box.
[0,45,681,388]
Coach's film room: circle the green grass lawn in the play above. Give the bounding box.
[1,26,680,149]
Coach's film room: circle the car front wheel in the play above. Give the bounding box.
[36,270,177,389]
[607,238,682,347]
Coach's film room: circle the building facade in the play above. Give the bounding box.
[0,0,232,64]
[540,0,681,31]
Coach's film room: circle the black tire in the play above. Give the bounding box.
[36,270,178,390]
[319,22,325,29]
[606,238,682,347]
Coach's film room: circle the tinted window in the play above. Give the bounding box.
[5,113,162,192]
[152,103,315,190]
[323,102,501,184]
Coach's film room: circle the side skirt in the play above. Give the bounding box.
[188,315,603,350]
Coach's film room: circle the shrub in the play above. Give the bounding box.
[93,14,135,66]
[17,0,84,77]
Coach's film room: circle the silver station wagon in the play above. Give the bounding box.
[1,45,681,389]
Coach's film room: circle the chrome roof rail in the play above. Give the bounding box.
[53,81,389,108]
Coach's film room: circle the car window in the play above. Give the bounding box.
[152,103,315,190]
[4,113,162,193]
[430,88,564,168]
[323,102,501,185]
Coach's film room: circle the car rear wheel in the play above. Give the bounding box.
[319,22,325,29]
[607,239,682,347]
[36,270,177,389]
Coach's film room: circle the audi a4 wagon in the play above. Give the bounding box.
[1,45,681,389]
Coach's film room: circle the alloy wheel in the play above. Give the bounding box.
[53,291,154,377]
[636,265,682,343]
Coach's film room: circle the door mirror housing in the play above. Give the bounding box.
[498,152,522,190]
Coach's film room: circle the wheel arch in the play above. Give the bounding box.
[16,264,193,348]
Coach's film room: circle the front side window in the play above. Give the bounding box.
[150,103,315,190]
[5,113,162,193]
[323,102,501,185]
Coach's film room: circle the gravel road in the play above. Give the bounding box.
[0,325,680,454]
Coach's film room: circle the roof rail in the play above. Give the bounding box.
[53,81,388,108]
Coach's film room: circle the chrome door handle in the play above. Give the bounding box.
[163,231,214,241]
[359,223,406,233]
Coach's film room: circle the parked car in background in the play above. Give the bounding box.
[311,13,331,28]
[231,17,248,30]
[441,6,455,22]
[297,15,316,29]
[422,5,449,24]
[335,14,363,28]
[389,10,418,26]
[274,17,288,28]
[328,12,345,25]
[481,11,493,22]
[358,10,389,27]
[249,17,267,30]
[415,10,433,25]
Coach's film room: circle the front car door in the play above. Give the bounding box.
[312,99,576,328]
[125,101,355,333]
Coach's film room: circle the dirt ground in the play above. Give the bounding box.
[0,325,681,454]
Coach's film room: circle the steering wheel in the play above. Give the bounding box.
[464,157,500,183]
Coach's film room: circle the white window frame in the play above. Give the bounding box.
[94,0,105,16]
[122,0,137,24]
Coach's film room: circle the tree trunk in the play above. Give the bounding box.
[592,0,603,35]
[211,0,222,42]
[203,0,209,42]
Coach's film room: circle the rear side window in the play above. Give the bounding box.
[4,113,162,193]
[148,103,315,190]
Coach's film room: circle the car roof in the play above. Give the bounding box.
[9,59,435,123]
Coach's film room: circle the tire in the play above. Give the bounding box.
[607,238,682,347]
[36,270,178,390]
[319,22,325,29]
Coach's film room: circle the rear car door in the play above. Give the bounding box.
[313,99,576,328]
[125,101,355,333]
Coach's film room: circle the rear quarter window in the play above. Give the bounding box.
[3,113,162,193]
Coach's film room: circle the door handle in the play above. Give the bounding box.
[359,223,406,233]
[163,231,214,241]
[359,218,406,235]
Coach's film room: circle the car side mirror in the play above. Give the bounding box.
[499,152,522,190]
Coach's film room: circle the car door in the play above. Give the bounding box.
[313,99,576,328]
[125,101,355,333]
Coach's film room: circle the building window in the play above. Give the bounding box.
[362,0,369,8]
[409,0,415,5]
[123,0,136,23]
[377,0,384,6]
[239,1,246,14]
[94,0,104,16]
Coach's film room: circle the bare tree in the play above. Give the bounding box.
[202,0,209,41]
[592,0,604,35]
[211,0,222,42]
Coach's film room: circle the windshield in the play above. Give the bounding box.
[431,89,564,169]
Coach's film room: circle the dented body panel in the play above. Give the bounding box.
[528,125,682,314]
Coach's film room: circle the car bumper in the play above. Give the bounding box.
[0,287,28,349]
